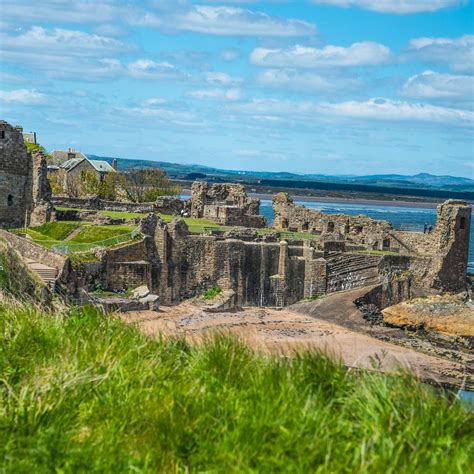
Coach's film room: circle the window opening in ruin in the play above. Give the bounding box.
[355,226,363,234]
[0,131,4,139]
[383,239,390,250]
[7,194,13,207]
[302,222,309,231]
[460,217,466,230]
[281,218,289,229]
[327,222,335,232]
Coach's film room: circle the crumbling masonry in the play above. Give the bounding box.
[191,181,266,228]
[98,195,470,306]
[0,121,54,228]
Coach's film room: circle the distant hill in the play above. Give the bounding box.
[86,154,474,192]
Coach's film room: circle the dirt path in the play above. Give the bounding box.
[122,300,468,387]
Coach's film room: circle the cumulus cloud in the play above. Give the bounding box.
[400,71,474,100]
[0,27,188,82]
[256,69,361,93]
[309,0,466,14]
[407,35,474,72]
[187,88,243,101]
[136,5,316,36]
[0,0,125,24]
[318,97,473,124]
[205,71,243,85]
[231,97,473,126]
[126,60,185,80]
[0,89,47,104]
[0,26,131,57]
[251,42,391,68]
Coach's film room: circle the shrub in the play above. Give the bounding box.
[202,286,223,300]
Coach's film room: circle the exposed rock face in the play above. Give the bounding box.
[382,294,474,338]
[191,181,265,228]
[0,121,54,228]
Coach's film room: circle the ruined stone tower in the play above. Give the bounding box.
[434,199,472,292]
[0,121,33,228]
[0,120,54,229]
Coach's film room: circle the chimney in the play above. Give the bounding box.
[68,147,75,153]
[112,159,118,171]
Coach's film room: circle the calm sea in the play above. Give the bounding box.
[259,199,474,273]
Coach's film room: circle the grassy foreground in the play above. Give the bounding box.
[0,302,472,473]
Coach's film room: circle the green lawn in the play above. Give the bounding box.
[31,221,80,240]
[0,301,472,472]
[23,221,137,252]
[69,225,135,244]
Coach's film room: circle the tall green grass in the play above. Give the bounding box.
[0,302,472,472]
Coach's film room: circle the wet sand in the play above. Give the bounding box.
[122,300,468,387]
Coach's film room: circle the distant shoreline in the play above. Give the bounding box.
[251,193,443,209]
[182,189,455,209]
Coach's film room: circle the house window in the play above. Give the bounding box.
[460,217,466,230]
[7,195,13,207]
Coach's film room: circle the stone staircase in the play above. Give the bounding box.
[25,258,58,289]
[326,253,382,293]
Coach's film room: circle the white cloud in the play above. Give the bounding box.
[318,97,474,124]
[407,35,474,72]
[187,88,243,101]
[231,97,474,126]
[0,26,131,57]
[309,1,466,14]
[205,71,243,85]
[251,42,391,68]
[0,0,126,24]
[256,69,361,92]
[126,60,185,80]
[400,70,474,100]
[120,106,196,123]
[0,89,47,104]
[136,5,316,36]
[0,27,188,82]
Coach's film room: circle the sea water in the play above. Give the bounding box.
[259,199,474,274]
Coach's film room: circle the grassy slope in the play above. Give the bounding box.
[69,225,134,244]
[32,222,80,241]
[0,303,472,472]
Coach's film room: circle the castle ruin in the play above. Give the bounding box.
[191,182,266,228]
[0,121,54,229]
[87,195,470,307]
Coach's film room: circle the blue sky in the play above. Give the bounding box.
[0,0,473,177]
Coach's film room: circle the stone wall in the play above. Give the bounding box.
[0,230,70,277]
[0,121,53,229]
[191,181,265,228]
[99,216,424,307]
[52,195,185,215]
[272,192,392,248]
[0,122,32,228]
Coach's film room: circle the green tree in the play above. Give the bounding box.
[80,170,101,196]
[97,172,123,201]
[121,167,181,203]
